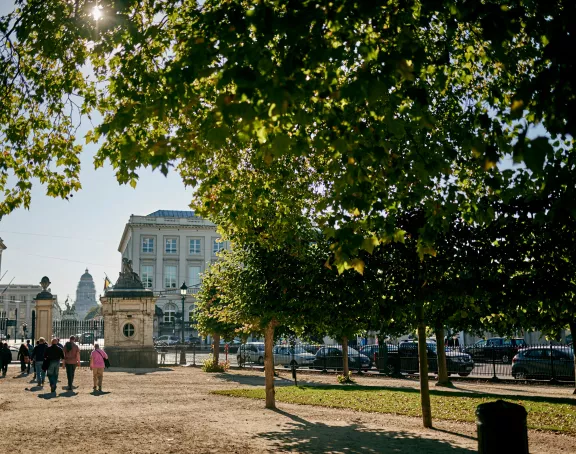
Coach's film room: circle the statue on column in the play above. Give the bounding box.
[113,258,144,289]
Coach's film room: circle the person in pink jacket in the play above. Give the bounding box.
[90,343,108,393]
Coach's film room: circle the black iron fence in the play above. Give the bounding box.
[52,319,105,363]
[157,341,574,383]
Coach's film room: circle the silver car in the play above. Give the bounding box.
[237,342,266,365]
[273,345,315,368]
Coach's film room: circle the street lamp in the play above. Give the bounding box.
[179,282,187,365]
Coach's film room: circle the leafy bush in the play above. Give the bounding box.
[201,358,230,373]
[336,372,355,384]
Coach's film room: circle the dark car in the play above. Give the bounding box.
[397,341,475,377]
[359,344,398,368]
[463,337,526,364]
[312,346,371,371]
[512,346,574,380]
[74,332,95,344]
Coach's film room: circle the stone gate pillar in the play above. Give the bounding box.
[34,276,54,342]
[101,258,157,368]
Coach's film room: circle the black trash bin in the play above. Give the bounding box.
[476,400,528,454]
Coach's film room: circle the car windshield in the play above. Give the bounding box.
[347,347,360,355]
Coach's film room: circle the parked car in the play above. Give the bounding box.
[312,346,371,371]
[154,335,180,346]
[358,344,398,368]
[218,339,242,353]
[463,337,526,364]
[10,345,18,361]
[395,341,475,377]
[74,332,95,344]
[237,342,266,365]
[512,346,575,381]
[273,345,316,368]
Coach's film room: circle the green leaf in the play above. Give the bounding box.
[524,137,551,173]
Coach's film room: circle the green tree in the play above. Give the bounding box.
[3,1,574,270]
[195,257,243,364]
[196,234,323,409]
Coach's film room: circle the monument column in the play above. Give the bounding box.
[34,276,55,342]
[101,258,158,368]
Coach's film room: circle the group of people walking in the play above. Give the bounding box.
[0,335,108,394]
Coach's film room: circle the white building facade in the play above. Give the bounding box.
[0,237,61,340]
[0,284,61,340]
[117,210,229,339]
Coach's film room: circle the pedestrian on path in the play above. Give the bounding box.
[89,343,108,393]
[63,336,80,391]
[1,343,11,377]
[26,340,33,374]
[45,338,64,393]
[32,338,48,386]
[17,343,30,374]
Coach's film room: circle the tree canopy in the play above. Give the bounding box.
[1,1,573,270]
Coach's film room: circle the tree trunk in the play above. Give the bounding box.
[417,307,433,428]
[264,321,276,409]
[212,333,220,364]
[342,336,349,377]
[435,326,450,386]
[570,321,576,395]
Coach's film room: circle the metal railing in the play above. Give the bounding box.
[155,341,574,383]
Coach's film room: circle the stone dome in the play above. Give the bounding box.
[81,268,93,280]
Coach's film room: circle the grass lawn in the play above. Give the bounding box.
[213,385,576,434]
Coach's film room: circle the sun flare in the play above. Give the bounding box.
[92,6,103,21]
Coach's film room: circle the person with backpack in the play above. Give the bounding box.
[17,343,30,374]
[63,336,81,391]
[1,343,12,377]
[26,340,33,374]
[32,338,48,386]
[89,343,108,393]
[44,338,64,393]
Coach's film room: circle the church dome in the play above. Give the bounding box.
[81,268,93,280]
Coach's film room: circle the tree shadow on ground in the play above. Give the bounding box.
[106,368,173,375]
[304,384,576,406]
[214,372,314,387]
[258,409,475,453]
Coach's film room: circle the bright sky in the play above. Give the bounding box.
[0,3,194,305]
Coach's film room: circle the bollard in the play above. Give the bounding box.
[476,400,528,454]
[291,363,298,386]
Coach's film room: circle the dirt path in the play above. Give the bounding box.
[0,366,574,453]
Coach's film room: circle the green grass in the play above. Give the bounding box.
[212,385,576,434]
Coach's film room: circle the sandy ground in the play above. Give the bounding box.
[0,365,575,453]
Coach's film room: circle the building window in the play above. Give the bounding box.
[188,266,201,288]
[189,239,201,255]
[212,239,226,255]
[164,303,177,323]
[142,237,155,253]
[165,238,178,254]
[141,265,154,289]
[164,265,177,288]
[189,311,195,324]
[123,323,135,338]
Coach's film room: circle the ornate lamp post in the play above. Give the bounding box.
[179,282,187,365]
